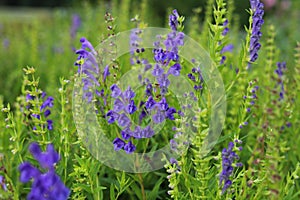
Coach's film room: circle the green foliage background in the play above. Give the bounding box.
[0,0,300,199]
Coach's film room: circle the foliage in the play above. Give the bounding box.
[0,0,300,199]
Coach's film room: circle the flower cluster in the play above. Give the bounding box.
[144,96,177,123]
[249,0,264,64]
[169,9,179,31]
[219,141,243,194]
[152,31,184,95]
[107,84,177,153]
[19,142,70,200]
[27,92,54,131]
[274,62,286,101]
[75,37,100,102]
[106,85,138,153]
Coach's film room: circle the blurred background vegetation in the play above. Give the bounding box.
[0,0,299,104]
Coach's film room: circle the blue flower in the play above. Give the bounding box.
[110,84,122,98]
[113,98,125,112]
[19,142,70,200]
[121,128,132,140]
[152,110,165,124]
[130,125,155,139]
[165,107,176,120]
[157,74,170,88]
[158,97,169,111]
[221,19,229,36]
[169,9,179,31]
[168,63,181,76]
[40,96,54,110]
[47,119,53,130]
[75,38,100,102]
[220,44,234,54]
[126,100,137,114]
[219,141,243,194]
[145,83,153,96]
[44,110,51,118]
[28,92,54,131]
[26,94,35,101]
[249,0,264,65]
[29,142,60,170]
[118,113,131,127]
[124,141,136,154]
[106,110,119,124]
[152,64,164,77]
[145,96,157,110]
[113,138,126,151]
[123,86,135,100]
[153,49,168,64]
[141,126,155,138]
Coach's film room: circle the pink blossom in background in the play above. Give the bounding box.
[262,0,276,9]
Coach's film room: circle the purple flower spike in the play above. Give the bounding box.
[141,126,155,138]
[145,83,153,96]
[158,74,170,88]
[169,9,179,31]
[219,141,242,194]
[110,84,122,98]
[124,86,135,100]
[106,110,119,124]
[166,107,176,120]
[152,64,164,77]
[29,142,60,170]
[168,63,181,76]
[19,162,41,183]
[113,138,126,151]
[121,128,132,140]
[249,0,264,65]
[124,141,136,154]
[126,100,137,114]
[153,111,165,124]
[19,142,70,200]
[145,96,156,110]
[158,97,169,111]
[80,37,97,54]
[113,98,125,112]
[118,113,131,127]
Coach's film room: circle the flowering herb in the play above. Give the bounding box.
[219,141,243,194]
[19,142,70,200]
[75,37,100,102]
[249,0,264,65]
[28,92,54,131]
